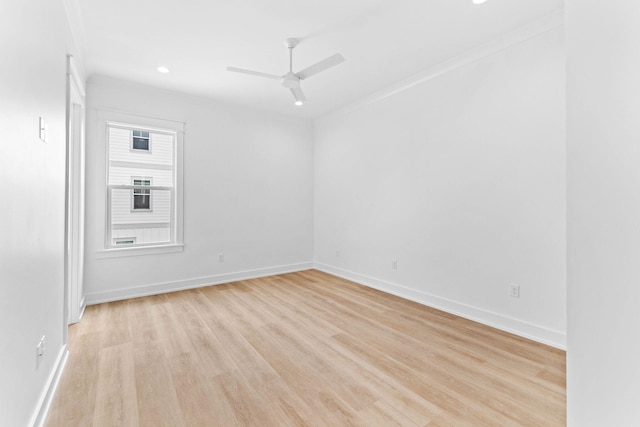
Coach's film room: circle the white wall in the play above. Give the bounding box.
[566,1,640,425]
[84,76,314,302]
[0,0,78,425]
[314,26,566,347]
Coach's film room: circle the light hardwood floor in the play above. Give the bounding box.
[47,270,565,426]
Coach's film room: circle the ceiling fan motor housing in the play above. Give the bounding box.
[281,71,300,88]
[284,38,299,49]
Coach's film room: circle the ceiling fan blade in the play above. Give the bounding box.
[227,66,281,80]
[290,87,307,102]
[296,53,345,80]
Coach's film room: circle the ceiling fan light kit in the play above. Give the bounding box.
[227,38,345,106]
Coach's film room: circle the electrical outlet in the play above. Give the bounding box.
[219,253,224,262]
[509,284,520,298]
[336,250,340,258]
[36,336,45,369]
[392,260,398,270]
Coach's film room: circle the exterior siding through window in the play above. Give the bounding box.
[106,124,176,247]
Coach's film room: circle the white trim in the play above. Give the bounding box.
[66,55,86,325]
[108,120,180,135]
[85,262,314,304]
[97,243,184,259]
[175,124,184,248]
[314,263,566,350]
[100,110,184,254]
[320,9,564,120]
[77,297,86,323]
[29,345,69,427]
[110,184,172,191]
[97,108,186,128]
[61,0,88,81]
[68,56,85,98]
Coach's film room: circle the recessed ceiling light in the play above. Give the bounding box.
[294,100,304,106]
[157,66,170,74]
[472,0,487,4]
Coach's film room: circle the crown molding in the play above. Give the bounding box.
[320,9,564,121]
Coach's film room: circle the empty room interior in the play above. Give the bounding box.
[2,0,640,426]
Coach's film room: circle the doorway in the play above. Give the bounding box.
[65,55,86,325]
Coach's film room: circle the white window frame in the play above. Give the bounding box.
[97,109,184,258]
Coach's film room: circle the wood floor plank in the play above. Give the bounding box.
[284,271,566,423]
[93,343,139,427]
[133,351,185,427]
[169,352,239,426]
[46,331,103,427]
[356,399,422,427]
[127,297,185,427]
[46,269,565,426]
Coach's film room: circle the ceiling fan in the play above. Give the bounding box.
[227,38,345,106]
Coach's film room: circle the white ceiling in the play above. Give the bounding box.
[71,0,563,118]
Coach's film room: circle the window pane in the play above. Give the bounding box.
[133,137,149,150]
[110,187,172,246]
[107,121,177,249]
[132,178,151,210]
[134,194,150,210]
[114,238,136,245]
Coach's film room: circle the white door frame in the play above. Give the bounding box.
[65,55,86,325]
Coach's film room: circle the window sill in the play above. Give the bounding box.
[96,244,184,259]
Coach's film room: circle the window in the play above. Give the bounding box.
[101,113,184,256]
[113,237,136,246]
[132,178,151,211]
[132,130,150,151]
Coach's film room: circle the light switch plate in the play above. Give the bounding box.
[509,284,520,298]
[39,117,47,142]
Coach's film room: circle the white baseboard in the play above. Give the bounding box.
[84,260,566,348]
[314,262,566,350]
[69,297,87,325]
[85,262,314,305]
[30,345,69,427]
[78,297,86,320]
